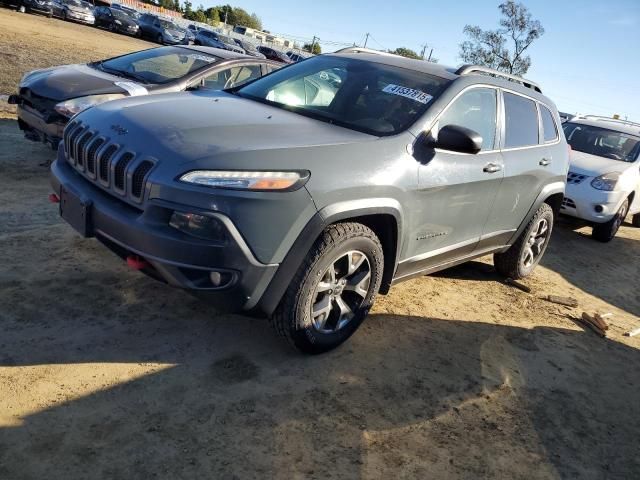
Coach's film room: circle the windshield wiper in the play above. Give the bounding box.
[99,65,149,84]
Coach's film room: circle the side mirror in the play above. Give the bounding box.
[430,124,483,154]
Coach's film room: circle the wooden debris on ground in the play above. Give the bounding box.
[577,312,611,338]
[624,327,640,338]
[542,295,579,308]
[504,278,531,293]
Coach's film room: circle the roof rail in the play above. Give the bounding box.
[577,115,640,128]
[455,65,542,93]
[333,47,399,57]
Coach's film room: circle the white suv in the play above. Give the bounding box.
[561,116,640,241]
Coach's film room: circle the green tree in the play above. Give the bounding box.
[183,0,193,18]
[303,42,321,54]
[459,0,544,75]
[390,47,421,60]
[193,8,207,23]
[205,7,220,24]
[250,13,262,31]
[213,5,261,29]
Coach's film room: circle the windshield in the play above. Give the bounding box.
[563,123,640,162]
[158,18,176,29]
[112,9,132,20]
[65,0,85,7]
[97,46,218,84]
[235,56,450,136]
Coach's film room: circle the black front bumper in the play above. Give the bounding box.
[12,99,66,149]
[50,159,278,313]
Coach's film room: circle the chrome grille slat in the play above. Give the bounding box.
[99,145,119,183]
[67,125,85,164]
[86,137,104,177]
[76,131,94,168]
[114,152,135,192]
[131,160,154,199]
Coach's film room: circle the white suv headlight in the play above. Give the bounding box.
[54,93,126,118]
[179,170,309,191]
[590,172,620,191]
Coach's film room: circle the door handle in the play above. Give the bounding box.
[483,163,502,173]
[539,158,551,166]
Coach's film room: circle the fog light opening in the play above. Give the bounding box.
[209,271,234,288]
[594,205,604,213]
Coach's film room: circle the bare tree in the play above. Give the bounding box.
[459,1,544,76]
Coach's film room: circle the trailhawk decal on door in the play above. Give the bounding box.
[382,84,433,104]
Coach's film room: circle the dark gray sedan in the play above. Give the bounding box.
[9,46,282,148]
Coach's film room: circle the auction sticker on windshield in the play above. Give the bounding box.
[382,84,433,104]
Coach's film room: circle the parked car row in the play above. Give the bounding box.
[2,0,311,63]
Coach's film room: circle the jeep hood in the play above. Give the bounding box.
[19,64,144,101]
[569,150,633,176]
[76,90,375,162]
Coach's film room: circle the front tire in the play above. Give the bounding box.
[632,213,640,228]
[156,34,163,44]
[494,203,554,279]
[271,222,383,354]
[592,199,628,242]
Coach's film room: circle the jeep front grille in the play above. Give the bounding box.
[567,171,587,184]
[63,121,155,203]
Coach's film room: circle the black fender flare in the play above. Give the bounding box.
[254,198,404,316]
[504,180,565,248]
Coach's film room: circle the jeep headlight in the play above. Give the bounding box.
[114,19,122,25]
[590,172,620,191]
[54,93,126,118]
[179,170,309,191]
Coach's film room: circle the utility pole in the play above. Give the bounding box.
[310,35,317,53]
[363,32,369,48]
[427,48,433,62]
[420,43,428,59]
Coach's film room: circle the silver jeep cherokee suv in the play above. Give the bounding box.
[50,48,568,353]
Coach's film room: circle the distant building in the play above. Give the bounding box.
[232,25,295,49]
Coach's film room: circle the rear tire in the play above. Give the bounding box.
[592,199,628,242]
[271,222,383,354]
[632,213,640,228]
[494,203,554,279]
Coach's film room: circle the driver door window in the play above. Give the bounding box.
[437,88,498,151]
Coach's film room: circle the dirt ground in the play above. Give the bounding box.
[1,9,640,480]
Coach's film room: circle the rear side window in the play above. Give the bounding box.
[438,87,497,151]
[540,104,558,142]
[503,92,539,148]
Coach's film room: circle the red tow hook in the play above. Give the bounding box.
[126,255,149,271]
[48,193,60,203]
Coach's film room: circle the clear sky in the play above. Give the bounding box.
[206,0,640,120]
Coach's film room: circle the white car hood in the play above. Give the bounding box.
[569,150,633,176]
